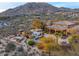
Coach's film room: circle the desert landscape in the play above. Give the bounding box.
[0,2,79,56]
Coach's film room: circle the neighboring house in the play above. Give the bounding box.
[30,29,43,41]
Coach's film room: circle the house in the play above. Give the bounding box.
[53,21,75,27]
[30,29,43,38]
[47,25,67,31]
[46,21,76,34]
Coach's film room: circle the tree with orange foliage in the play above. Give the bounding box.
[37,35,59,55]
[32,19,43,29]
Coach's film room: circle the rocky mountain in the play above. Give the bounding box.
[0,3,58,17]
[0,2,79,17]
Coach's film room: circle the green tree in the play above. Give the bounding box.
[28,40,35,46]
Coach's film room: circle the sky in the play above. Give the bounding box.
[0,2,79,13]
[48,2,79,8]
[0,2,26,12]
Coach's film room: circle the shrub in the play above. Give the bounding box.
[37,43,45,49]
[17,46,23,52]
[31,35,35,39]
[68,34,79,43]
[28,40,35,46]
[5,42,16,52]
[40,37,47,42]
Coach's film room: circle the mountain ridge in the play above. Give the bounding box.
[0,2,79,17]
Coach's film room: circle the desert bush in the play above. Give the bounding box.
[68,34,79,43]
[5,42,16,52]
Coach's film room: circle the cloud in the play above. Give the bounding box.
[0,9,6,13]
